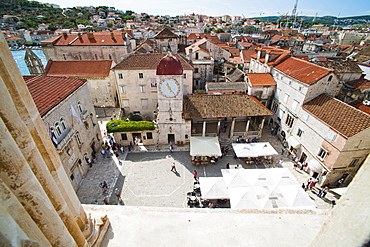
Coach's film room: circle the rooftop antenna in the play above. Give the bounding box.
[312,13,318,24]
[291,0,298,28]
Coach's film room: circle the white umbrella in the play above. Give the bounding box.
[199,177,229,199]
[190,137,222,156]
[232,143,258,157]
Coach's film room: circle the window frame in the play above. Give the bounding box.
[317,148,328,160]
[140,85,146,93]
[120,86,126,93]
[139,73,143,79]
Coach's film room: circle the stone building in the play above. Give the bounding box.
[45,60,118,108]
[0,33,108,246]
[245,73,276,107]
[153,27,180,54]
[300,94,370,187]
[112,53,193,119]
[25,75,102,191]
[41,30,132,64]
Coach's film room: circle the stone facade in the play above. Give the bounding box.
[41,82,101,191]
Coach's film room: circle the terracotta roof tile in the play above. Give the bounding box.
[25,75,86,117]
[113,53,193,70]
[347,77,370,92]
[314,61,363,73]
[183,94,273,119]
[154,27,178,39]
[241,49,257,62]
[274,57,332,84]
[247,73,276,86]
[349,100,370,115]
[45,60,112,77]
[302,94,370,137]
[45,31,128,46]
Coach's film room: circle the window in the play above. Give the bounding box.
[118,73,123,79]
[289,80,292,85]
[75,132,82,146]
[77,101,83,113]
[109,54,112,60]
[348,158,360,167]
[123,100,129,107]
[302,113,309,122]
[317,148,328,160]
[140,86,146,93]
[63,54,66,60]
[284,93,290,103]
[139,73,143,78]
[285,114,294,128]
[70,174,75,181]
[271,101,278,113]
[141,99,148,107]
[60,118,66,130]
[194,68,199,73]
[326,130,337,142]
[146,132,153,139]
[297,128,303,137]
[94,54,98,60]
[183,73,186,78]
[263,87,268,95]
[121,133,127,140]
[151,79,157,87]
[120,86,126,93]
[298,86,302,92]
[55,123,62,136]
[280,75,283,80]
[292,100,299,111]
[328,75,333,82]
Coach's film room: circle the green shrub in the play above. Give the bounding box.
[106,120,155,133]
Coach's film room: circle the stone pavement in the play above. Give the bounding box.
[76,123,338,210]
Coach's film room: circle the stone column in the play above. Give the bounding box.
[0,33,88,246]
[202,119,207,137]
[259,117,266,137]
[245,117,251,136]
[229,117,236,139]
[217,118,221,136]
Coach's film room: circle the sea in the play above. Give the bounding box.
[11,49,47,75]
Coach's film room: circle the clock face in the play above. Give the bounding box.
[159,79,180,98]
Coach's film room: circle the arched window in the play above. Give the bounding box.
[108,54,112,60]
[77,101,83,113]
[328,75,333,82]
[55,122,62,136]
[60,118,66,130]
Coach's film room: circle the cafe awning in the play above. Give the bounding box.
[232,142,278,158]
[287,136,301,149]
[190,137,222,156]
[308,159,324,173]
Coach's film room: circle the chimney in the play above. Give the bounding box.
[78,33,82,40]
[87,32,94,39]
[257,49,261,60]
[265,51,270,64]
[63,32,67,38]
[110,30,114,39]
[188,48,193,62]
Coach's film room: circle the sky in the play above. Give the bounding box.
[37,0,370,18]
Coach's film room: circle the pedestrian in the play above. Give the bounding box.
[193,170,198,181]
[309,180,315,191]
[331,200,336,207]
[277,159,283,167]
[302,183,306,191]
[226,163,230,169]
[94,200,99,205]
[171,162,177,172]
[337,178,344,187]
[103,197,109,205]
[114,188,121,200]
[281,148,286,155]
[101,149,105,158]
[156,143,159,150]
[322,187,329,198]
[293,162,298,170]
[169,145,173,153]
[120,146,124,154]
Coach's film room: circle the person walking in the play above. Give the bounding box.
[277,159,283,167]
[193,170,198,181]
[171,162,177,172]
[114,188,121,200]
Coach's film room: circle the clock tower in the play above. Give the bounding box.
[156,54,190,145]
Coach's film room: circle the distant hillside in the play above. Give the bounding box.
[254,15,370,25]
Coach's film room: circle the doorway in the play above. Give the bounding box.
[168,134,175,144]
[132,133,142,144]
[299,152,307,163]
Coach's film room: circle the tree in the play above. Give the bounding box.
[254,19,261,25]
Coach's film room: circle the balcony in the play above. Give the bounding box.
[56,127,74,151]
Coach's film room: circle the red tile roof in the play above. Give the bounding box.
[349,100,370,115]
[187,33,222,44]
[247,73,276,86]
[113,53,193,70]
[347,77,370,92]
[302,94,370,137]
[241,49,257,62]
[43,31,128,46]
[25,75,86,117]
[274,57,332,84]
[45,60,112,77]
[183,94,273,119]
